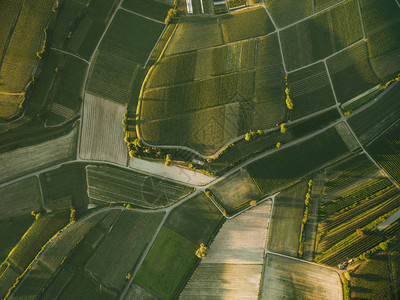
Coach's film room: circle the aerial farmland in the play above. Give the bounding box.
[0,0,399,299]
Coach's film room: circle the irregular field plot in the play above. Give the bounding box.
[180,264,263,299]
[268,181,308,256]
[86,164,193,208]
[0,126,77,183]
[347,82,400,145]
[220,7,274,43]
[327,42,379,103]
[280,0,363,71]
[368,121,400,186]
[165,16,223,55]
[134,226,198,300]
[209,169,262,214]
[122,0,171,22]
[260,253,342,300]
[350,254,392,299]
[288,62,336,120]
[0,215,34,263]
[79,93,127,165]
[99,10,165,65]
[204,201,271,264]
[165,193,223,245]
[0,176,41,219]
[247,127,349,195]
[86,210,165,290]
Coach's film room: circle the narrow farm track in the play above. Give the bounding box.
[119,6,165,24]
[50,47,90,64]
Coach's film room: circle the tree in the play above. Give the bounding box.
[69,207,76,224]
[356,228,364,237]
[245,132,251,141]
[126,204,131,209]
[379,242,388,251]
[250,200,257,206]
[280,123,286,134]
[276,142,281,148]
[344,271,351,281]
[126,273,132,280]
[165,154,172,166]
[205,190,211,198]
[286,96,293,110]
[195,243,207,259]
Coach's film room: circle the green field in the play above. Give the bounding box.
[134,226,198,300]
[280,0,363,71]
[268,180,308,256]
[0,215,34,263]
[67,0,118,60]
[253,33,286,130]
[0,0,54,118]
[246,127,350,195]
[327,42,379,103]
[210,169,262,214]
[99,10,165,65]
[360,0,400,80]
[165,16,223,55]
[368,121,400,186]
[86,165,193,208]
[41,163,88,213]
[341,87,382,112]
[122,0,171,22]
[220,7,274,43]
[347,82,400,144]
[288,62,336,120]
[87,49,140,104]
[350,254,392,299]
[86,211,165,290]
[164,193,223,245]
[0,176,41,219]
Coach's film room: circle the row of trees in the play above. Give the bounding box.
[298,179,313,258]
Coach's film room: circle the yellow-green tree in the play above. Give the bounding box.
[280,123,286,134]
[195,243,208,259]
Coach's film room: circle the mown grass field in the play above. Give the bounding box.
[350,254,392,299]
[209,169,262,215]
[0,176,41,219]
[134,226,198,299]
[86,211,165,290]
[79,93,127,165]
[347,83,400,145]
[268,180,308,256]
[360,0,400,80]
[327,42,379,103]
[0,0,54,118]
[86,165,193,208]
[100,10,165,65]
[260,253,342,299]
[122,0,171,22]
[164,193,223,245]
[220,7,274,43]
[288,62,336,120]
[368,121,400,186]
[280,0,363,71]
[67,0,118,60]
[246,127,349,195]
[0,126,77,183]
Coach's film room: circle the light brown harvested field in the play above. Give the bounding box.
[0,126,77,183]
[80,93,127,165]
[260,253,342,300]
[180,264,263,299]
[165,16,223,55]
[210,169,262,213]
[203,201,271,264]
[0,176,41,220]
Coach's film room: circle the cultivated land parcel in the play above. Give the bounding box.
[0,0,400,299]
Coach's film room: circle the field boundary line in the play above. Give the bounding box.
[119,7,165,24]
[264,193,277,255]
[36,174,50,213]
[50,47,89,64]
[356,0,366,40]
[341,84,380,108]
[143,25,167,68]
